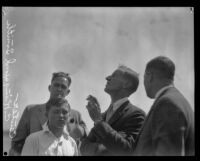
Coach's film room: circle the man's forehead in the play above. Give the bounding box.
[112,69,123,75]
[51,104,69,110]
[52,77,69,83]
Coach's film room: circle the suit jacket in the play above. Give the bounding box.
[133,87,194,156]
[80,101,146,156]
[9,103,87,156]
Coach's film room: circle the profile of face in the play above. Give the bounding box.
[104,69,125,94]
[143,70,153,98]
[47,104,70,129]
[49,77,70,99]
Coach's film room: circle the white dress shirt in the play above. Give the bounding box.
[21,122,78,156]
[106,97,128,122]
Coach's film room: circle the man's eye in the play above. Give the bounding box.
[54,110,60,114]
[62,111,68,115]
[54,84,59,87]
[61,85,67,90]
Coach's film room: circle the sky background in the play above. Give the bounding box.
[3,7,194,135]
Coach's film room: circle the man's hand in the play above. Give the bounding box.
[86,95,102,123]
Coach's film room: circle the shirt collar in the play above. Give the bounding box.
[112,97,128,111]
[155,84,174,99]
[42,121,69,140]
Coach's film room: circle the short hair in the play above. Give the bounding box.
[51,72,71,87]
[46,98,71,113]
[118,65,139,95]
[146,56,175,81]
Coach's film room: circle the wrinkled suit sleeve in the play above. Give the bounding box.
[92,111,145,155]
[80,127,102,155]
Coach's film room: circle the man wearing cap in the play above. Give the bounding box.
[9,72,88,156]
[80,65,146,156]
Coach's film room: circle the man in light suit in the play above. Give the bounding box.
[80,65,146,156]
[9,72,88,156]
[133,56,194,156]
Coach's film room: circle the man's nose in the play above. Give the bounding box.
[106,76,111,81]
[57,85,62,91]
[59,112,65,118]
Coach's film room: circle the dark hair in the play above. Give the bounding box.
[118,65,139,95]
[46,98,70,113]
[51,72,71,87]
[146,56,175,81]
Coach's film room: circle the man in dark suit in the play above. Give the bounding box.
[133,56,194,156]
[9,72,88,156]
[80,65,146,156]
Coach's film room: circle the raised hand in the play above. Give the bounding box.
[86,95,102,123]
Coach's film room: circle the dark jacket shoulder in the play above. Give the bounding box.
[126,102,146,117]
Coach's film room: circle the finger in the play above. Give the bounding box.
[88,101,97,109]
[86,95,93,101]
[86,105,95,113]
[86,104,91,110]
[89,95,100,108]
[89,108,99,115]
[87,101,95,107]
[91,96,98,105]
[87,95,96,104]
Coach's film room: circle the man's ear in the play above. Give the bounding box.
[149,72,154,83]
[123,80,132,89]
[66,89,70,95]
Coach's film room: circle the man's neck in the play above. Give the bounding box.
[48,124,63,138]
[110,92,128,104]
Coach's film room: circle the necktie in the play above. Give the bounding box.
[106,104,114,122]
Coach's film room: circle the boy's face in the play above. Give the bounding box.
[47,104,70,129]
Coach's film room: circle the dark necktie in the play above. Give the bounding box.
[106,104,114,122]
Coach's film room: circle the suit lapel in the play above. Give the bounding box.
[38,103,47,128]
[108,101,129,126]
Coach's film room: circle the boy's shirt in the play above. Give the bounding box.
[21,122,78,156]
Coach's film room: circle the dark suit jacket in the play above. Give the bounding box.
[9,103,87,156]
[133,87,194,156]
[80,101,146,156]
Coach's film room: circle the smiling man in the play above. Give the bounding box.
[21,98,78,156]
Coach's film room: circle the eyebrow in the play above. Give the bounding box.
[53,82,67,86]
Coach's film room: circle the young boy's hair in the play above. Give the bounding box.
[46,97,71,113]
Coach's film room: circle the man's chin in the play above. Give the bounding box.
[104,87,109,93]
[56,122,66,128]
[104,88,112,95]
[53,95,64,99]
[57,95,64,98]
